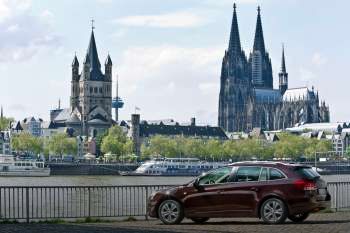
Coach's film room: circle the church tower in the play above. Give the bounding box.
[249,7,273,89]
[218,4,251,132]
[279,45,288,95]
[71,24,112,136]
[70,54,80,111]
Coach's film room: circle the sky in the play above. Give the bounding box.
[0,0,349,125]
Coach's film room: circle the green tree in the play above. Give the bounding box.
[0,116,14,131]
[315,140,333,153]
[203,139,223,161]
[48,133,77,158]
[11,133,43,155]
[146,136,176,157]
[101,126,128,159]
[95,130,108,156]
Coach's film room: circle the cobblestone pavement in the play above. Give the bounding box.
[0,212,349,233]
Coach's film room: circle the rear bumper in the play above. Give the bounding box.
[290,193,331,215]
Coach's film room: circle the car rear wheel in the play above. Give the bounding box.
[260,198,287,224]
[190,217,209,224]
[288,213,309,223]
[158,199,184,225]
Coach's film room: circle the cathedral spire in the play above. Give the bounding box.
[253,6,266,53]
[281,44,286,73]
[279,44,288,95]
[228,3,242,55]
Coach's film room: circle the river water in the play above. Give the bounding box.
[0,174,348,187]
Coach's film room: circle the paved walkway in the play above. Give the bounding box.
[0,212,349,233]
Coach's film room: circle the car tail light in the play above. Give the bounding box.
[294,179,317,191]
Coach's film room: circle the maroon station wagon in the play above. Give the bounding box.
[147,162,331,224]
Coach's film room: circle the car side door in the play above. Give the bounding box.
[183,166,234,217]
[218,166,264,217]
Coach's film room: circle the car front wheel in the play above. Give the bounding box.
[158,199,184,225]
[288,213,309,223]
[260,198,287,224]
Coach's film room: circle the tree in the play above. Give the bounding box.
[95,130,108,156]
[11,133,43,155]
[0,116,14,131]
[48,133,77,158]
[101,126,128,159]
[146,136,176,157]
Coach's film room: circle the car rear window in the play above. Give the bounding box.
[295,167,320,180]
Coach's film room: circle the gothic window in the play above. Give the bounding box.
[94,87,97,93]
[99,87,102,93]
[90,87,93,94]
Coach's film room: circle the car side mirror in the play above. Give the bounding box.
[193,178,204,191]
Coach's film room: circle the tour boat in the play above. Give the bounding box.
[0,154,50,177]
[121,158,227,176]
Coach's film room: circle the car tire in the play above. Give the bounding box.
[190,217,209,224]
[288,213,309,223]
[260,198,287,224]
[158,199,184,225]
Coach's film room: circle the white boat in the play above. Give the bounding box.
[0,154,50,177]
[122,158,227,176]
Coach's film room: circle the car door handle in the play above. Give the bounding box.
[250,187,259,192]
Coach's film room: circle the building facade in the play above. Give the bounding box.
[129,114,228,157]
[218,5,330,132]
[50,28,113,136]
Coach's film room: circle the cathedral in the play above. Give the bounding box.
[218,5,330,132]
[50,27,113,136]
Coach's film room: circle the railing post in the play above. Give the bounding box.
[145,187,149,221]
[88,187,91,217]
[26,187,29,223]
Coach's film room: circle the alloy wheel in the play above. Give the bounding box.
[261,198,286,224]
[159,200,183,224]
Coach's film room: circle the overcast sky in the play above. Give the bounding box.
[0,0,348,125]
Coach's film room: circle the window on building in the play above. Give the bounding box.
[90,87,93,94]
[94,87,97,93]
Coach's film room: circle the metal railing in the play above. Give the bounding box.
[327,182,350,211]
[0,182,349,223]
[0,185,171,222]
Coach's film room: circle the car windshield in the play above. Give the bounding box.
[295,167,320,180]
[198,167,233,185]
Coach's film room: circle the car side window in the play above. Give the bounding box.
[236,166,261,182]
[259,167,268,181]
[269,168,286,180]
[198,167,232,185]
